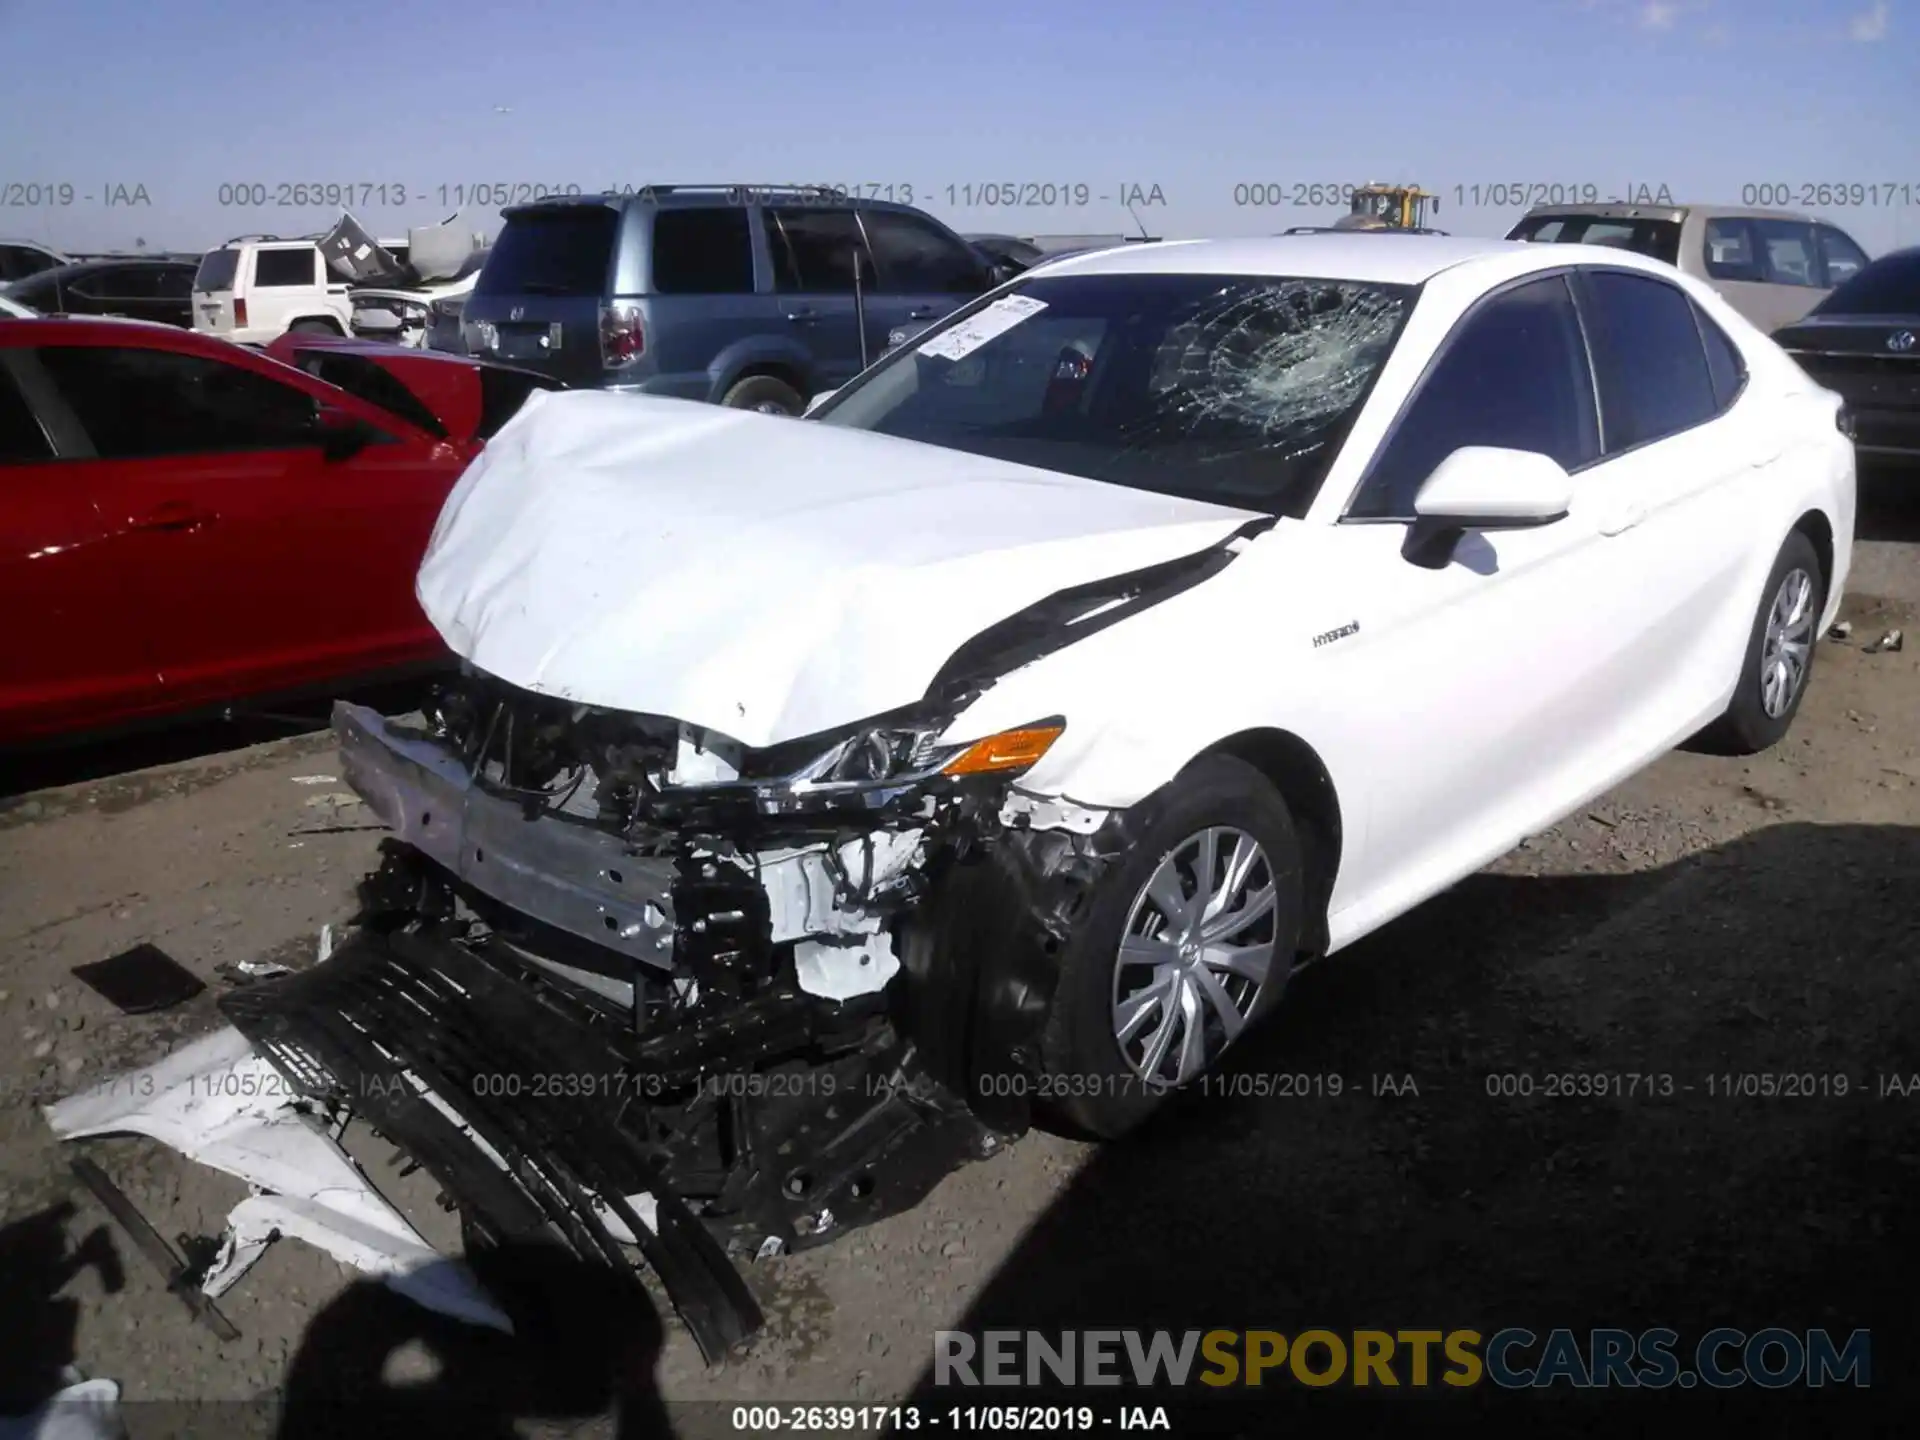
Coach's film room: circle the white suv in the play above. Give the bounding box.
[190,238,355,345]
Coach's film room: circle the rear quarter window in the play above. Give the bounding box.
[473,208,619,297]
[253,249,319,288]
[193,248,241,291]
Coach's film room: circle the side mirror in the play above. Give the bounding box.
[316,407,378,462]
[1402,446,1571,569]
[804,389,838,415]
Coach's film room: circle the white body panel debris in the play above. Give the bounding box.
[42,1027,511,1333]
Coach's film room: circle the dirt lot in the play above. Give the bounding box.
[3,478,1918,1437]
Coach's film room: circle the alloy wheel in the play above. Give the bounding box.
[1111,826,1279,1088]
[1760,567,1815,719]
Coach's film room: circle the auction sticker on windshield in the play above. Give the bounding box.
[918,294,1049,361]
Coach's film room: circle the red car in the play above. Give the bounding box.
[0,318,563,747]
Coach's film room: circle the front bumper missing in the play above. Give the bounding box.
[213,924,998,1360]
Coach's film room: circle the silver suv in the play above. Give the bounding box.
[1507,202,1871,330]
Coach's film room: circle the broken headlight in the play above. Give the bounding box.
[786,719,1065,790]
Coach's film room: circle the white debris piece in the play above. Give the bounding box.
[42,1027,510,1334]
[291,775,339,785]
[0,1379,126,1440]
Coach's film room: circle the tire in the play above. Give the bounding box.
[1697,529,1825,755]
[721,374,805,416]
[289,319,338,336]
[1037,753,1305,1139]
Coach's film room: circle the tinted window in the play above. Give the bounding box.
[1813,248,1920,315]
[649,206,754,295]
[292,352,442,436]
[1702,219,1762,282]
[1753,219,1819,286]
[1508,215,1681,264]
[860,211,988,294]
[253,249,317,288]
[90,267,156,299]
[472,208,619,298]
[478,367,564,439]
[818,272,1413,516]
[193,248,241,291]
[156,265,197,299]
[1349,275,1598,519]
[1693,302,1747,411]
[1580,270,1719,451]
[0,365,52,462]
[765,208,865,293]
[1816,226,1870,288]
[36,346,319,458]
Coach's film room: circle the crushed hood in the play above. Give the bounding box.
[415,390,1260,747]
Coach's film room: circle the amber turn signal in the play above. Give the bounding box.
[941,722,1066,776]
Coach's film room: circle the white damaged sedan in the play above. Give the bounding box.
[48,235,1856,1357]
[410,234,1852,1129]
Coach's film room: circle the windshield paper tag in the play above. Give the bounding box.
[917,295,1049,361]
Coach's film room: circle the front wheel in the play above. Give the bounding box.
[1037,754,1305,1138]
[1697,530,1825,755]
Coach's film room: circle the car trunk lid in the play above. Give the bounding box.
[464,203,623,384]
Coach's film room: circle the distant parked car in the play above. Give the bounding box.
[1774,245,1920,466]
[0,240,68,283]
[2,257,201,327]
[461,185,1008,415]
[0,316,565,748]
[191,237,357,344]
[349,250,488,349]
[1507,203,1871,330]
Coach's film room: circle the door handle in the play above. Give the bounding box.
[785,309,818,324]
[131,501,217,533]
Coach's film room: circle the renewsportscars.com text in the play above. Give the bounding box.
[934,1327,1870,1389]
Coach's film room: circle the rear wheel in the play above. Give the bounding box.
[721,375,805,416]
[1698,529,1825,755]
[1037,754,1305,1138]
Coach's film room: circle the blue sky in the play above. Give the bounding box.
[1,0,1914,254]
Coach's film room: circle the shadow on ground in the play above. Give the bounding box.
[0,1202,123,1414]
[899,821,1920,1434]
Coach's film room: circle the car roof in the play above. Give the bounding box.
[1029,234,1544,286]
[1517,201,1816,224]
[502,188,938,220]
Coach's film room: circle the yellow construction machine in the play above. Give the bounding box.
[1331,183,1444,233]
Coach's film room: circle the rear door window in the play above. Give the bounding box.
[156,266,197,299]
[859,210,989,294]
[650,206,755,294]
[253,249,319,288]
[1349,274,1599,519]
[1752,219,1819,286]
[289,351,442,436]
[1702,219,1763,282]
[472,208,619,297]
[193,248,241,292]
[35,345,320,458]
[1579,269,1720,451]
[764,208,865,293]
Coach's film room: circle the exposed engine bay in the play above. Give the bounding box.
[190,669,1141,1359]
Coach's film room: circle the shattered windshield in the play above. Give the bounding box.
[813,271,1415,514]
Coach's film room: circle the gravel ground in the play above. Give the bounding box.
[2,477,1918,1436]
